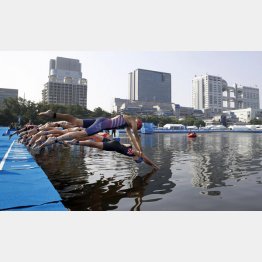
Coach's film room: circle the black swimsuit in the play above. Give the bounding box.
[102,141,135,157]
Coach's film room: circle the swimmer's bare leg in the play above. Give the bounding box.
[38,110,84,127]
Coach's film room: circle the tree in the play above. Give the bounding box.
[194,119,206,128]
[1,97,38,125]
[0,98,113,126]
[181,116,195,126]
[91,107,111,117]
[250,118,262,125]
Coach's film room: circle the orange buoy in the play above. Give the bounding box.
[187,132,197,138]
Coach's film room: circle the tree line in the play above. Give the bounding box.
[0,97,206,128]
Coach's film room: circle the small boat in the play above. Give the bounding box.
[187,132,197,138]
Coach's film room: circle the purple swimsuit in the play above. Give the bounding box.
[83,115,128,136]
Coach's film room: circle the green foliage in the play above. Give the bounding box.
[140,115,180,127]
[0,97,111,126]
[0,97,39,125]
[179,117,205,127]
[91,107,112,117]
[193,119,206,128]
[0,97,206,128]
[250,119,262,125]
[181,116,195,126]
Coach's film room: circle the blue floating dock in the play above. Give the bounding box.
[0,127,67,211]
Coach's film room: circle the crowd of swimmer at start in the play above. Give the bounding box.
[8,110,160,171]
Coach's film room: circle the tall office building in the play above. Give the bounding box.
[192,74,260,114]
[42,57,87,107]
[0,88,18,107]
[192,74,227,114]
[128,69,171,103]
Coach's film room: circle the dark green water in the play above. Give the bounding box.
[35,133,262,211]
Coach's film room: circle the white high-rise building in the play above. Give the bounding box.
[42,57,87,108]
[192,74,260,114]
[192,74,227,114]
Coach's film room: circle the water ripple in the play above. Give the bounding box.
[34,133,262,210]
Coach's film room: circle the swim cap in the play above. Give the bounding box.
[134,157,144,163]
[101,132,109,138]
[136,119,143,130]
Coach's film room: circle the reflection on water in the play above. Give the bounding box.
[35,133,262,211]
[189,133,262,189]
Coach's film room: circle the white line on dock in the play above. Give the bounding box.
[0,140,16,171]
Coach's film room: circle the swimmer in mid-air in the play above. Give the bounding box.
[38,110,143,152]
[64,137,159,170]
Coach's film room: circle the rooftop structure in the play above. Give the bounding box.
[192,74,260,117]
[42,57,87,108]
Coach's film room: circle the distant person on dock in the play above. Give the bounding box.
[38,109,143,152]
[112,129,117,137]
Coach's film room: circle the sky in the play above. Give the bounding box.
[1,51,262,112]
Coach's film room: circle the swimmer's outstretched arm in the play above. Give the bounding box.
[28,129,67,147]
[55,130,87,142]
[126,127,142,152]
[10,125,33,139]
[12,125,28,135]
[133,149,160,170]
[9,128,22,139]
[36,130,89,149]
[124,116,143,152]
[64,138,103,149]
[65,139,159,170]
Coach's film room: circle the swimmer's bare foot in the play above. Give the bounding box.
[38,110,54,118]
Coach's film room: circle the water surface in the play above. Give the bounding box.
[35,133,262,211]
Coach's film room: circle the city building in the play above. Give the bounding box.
[192,74,227,114]
[223,83,260,110]
[113,69,173,116]
[42,57,87,107]
[0,88,18,107]
[113,98,174,116]
[173,104,204,119]
[113,98,130,113]
[205,107,262,126]
[223,108,262,123]
[192,74,260,117]
[128,69,171,103]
